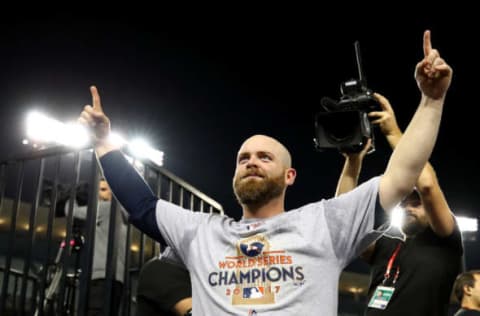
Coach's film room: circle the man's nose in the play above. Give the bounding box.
[246,156,260,167]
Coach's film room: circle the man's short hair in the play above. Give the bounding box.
[136,257,191,313]
[453,270,480,303]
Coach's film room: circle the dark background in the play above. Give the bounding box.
[1,11,478,268]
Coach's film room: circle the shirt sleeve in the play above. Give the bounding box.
[154,199,210,262]
[98,150,164,242]
[323,176,387,266]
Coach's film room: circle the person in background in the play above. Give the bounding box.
[66,179,128,315]
[136,246,192,316]
[335,93,463,315]
[453,270,480,315]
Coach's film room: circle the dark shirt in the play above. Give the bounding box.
[366,225,463,316]
[454,308,480,316]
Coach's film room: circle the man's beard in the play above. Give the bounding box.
[233,171,285,207]
[401,213,426,236]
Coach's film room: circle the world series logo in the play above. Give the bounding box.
[207,233,305,306]
[232,234,276,305]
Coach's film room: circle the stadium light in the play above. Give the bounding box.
[26,111,89,148]
[456,216,478,232]
[24,111,164,166]
[128,138,164,166]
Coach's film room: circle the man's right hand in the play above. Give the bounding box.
[368,93,402,138]
[78,86,111,143]
[414,30,452,100]
[78,86,118,156]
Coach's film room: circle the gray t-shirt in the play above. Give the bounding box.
[156,176,384,315]
[68,200,128,282]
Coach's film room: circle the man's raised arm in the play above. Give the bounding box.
[379,30,452,210]
[78,86,163,242]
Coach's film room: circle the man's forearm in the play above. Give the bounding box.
[382,95,444,208]
[335,157,363,196]
[384,130,403,150]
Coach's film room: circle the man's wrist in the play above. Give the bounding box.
[95,139,121,157]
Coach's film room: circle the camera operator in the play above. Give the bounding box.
[335,93,463,316]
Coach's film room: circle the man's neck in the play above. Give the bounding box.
[461,300,480,312]
[242,196,285,219]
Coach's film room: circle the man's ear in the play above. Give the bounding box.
[285,168,296,186]
[464,284,473,296]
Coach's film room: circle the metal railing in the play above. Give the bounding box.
[0,145,223,316]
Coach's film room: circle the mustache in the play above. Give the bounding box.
[241,169,265,179]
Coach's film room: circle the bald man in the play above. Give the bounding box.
[232,135,296,219]
[79,30,452,315]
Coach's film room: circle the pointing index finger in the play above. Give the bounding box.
[90,85,103,113]
[423,30,432,57]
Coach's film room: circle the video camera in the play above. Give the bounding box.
[314,41,379,153]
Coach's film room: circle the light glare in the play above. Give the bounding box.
[457,216,478,232]
[26,112,89,148]
[25,111,163,166]
[128,138,164,166]
[390,205,404,228]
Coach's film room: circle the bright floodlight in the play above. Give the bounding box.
[58,121,90,148]
[26,111,89,148]
[26,111,64,143]
[456,216,478,232]
[25,111,164,166]
[129,138,151,158]
[128,138,164,166]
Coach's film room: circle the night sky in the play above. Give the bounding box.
[1,12,479,268]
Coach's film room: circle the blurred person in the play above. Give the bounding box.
[136,246,192,316]
[453,270,480,315]
[66,179,128,315]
